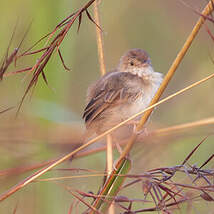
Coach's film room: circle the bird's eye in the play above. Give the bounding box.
[130,61,134,66]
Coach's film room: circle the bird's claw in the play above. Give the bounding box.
[133,125,148,137]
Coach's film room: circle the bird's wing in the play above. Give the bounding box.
[83,72,143,124]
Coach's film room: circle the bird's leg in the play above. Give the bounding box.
[126,120,140,126]
[115,142,123,155]
[112,143,123,171]
[133,124,149,137]
[125,120,149,137]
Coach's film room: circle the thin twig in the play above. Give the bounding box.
[1,117,213,179]
[1,69,214,202]
[152,117,214,136]
[1,1,214,203]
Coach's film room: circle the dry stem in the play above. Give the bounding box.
[1,68,214,202]
[118,0,214,161]
[1,0,214,203]
[93,2,114,213]
[1,116,213,178]
[93,0,106,76]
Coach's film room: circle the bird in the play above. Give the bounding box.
[83,48,163,141]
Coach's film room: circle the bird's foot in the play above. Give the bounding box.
[133,125,149,137]
[127,120,139,126]
[115,142,123,155]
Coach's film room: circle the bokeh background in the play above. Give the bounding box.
[0,0,214,213]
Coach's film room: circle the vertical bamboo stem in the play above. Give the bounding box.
[93,0,106,76]
[93,1,114,213]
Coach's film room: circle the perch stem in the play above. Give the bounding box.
[118,0,214,161]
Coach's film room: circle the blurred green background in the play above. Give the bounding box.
[0,0,214,213]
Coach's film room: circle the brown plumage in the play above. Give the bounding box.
[83,49,163,138]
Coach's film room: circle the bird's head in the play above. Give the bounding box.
[118,48,162,84]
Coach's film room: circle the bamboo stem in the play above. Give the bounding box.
[1,0,214,204]
[1,66,213,203]
[93,2,114,213]
[118,0,214,161]
[93,0,106,76]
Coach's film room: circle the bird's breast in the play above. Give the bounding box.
[121,82,160,120]
[125,94,151,118]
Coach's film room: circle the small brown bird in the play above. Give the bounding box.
[83,49,163,140]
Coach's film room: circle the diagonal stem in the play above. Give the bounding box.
[118,0,214,161]
[1,0,214,204]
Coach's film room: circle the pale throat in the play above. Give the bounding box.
[133,66,163,104]
[129,65,163,86]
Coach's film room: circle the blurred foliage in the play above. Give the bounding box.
[0,0,214,213]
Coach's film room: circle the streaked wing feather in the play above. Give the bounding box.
[83,71,144,125]
[83,89,122,124]
[82,90,105,119]
[85,102,108,124]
